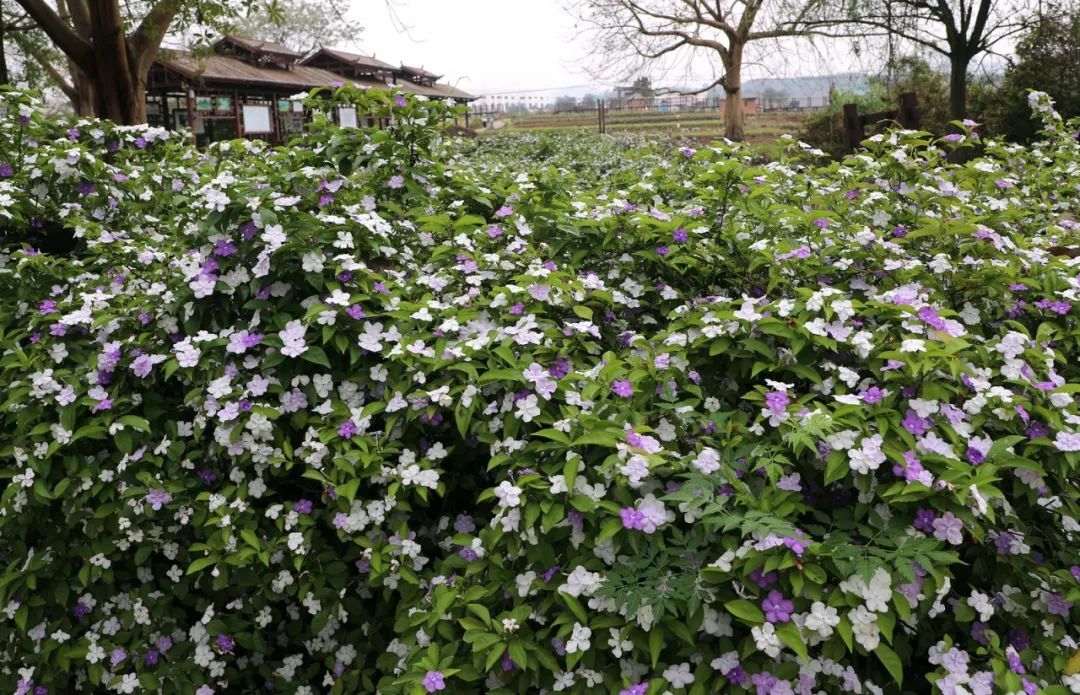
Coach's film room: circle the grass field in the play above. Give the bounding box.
[491,109,810,143]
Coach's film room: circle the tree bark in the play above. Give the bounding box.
[0,18,9,86]
[15,0,178,124]
[723,41,746,141]
[949,53,969,121]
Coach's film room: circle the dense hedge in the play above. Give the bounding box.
[2,85,1080,694]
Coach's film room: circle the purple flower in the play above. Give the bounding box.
[451,515,475,535]
[1046,592,1072,617]
[338,420,358,439]
[861,386,885,404]
[764,391,789,415]
[655,245,669,255]
[611,379,634,397]
[144,649,160,666]
[725,666,748,685]
[110,648,126,666]
[422,671,446,692]
[1007,648,1026,675]
[914,507,936,533]
[215,634,235,652]
[0,162,13,177]
[762,589,794,622]
[932,512,964,545]
[620,507,645,530]
[620,685,648,695]
[146,489,172,510]
[673,228,688,243]
[388,175,405,189]
[293,499,313,514]
[495,205,514,218]
[902,409,932,436]
[73,602,91,618]
[1071,565,1080,582]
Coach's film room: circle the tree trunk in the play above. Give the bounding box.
[949,54,969,122]
[70,63,96,116]
[0,13,9,85]
[723,42,745,141]
[16,0,173,124]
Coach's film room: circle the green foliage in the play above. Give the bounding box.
[986,8,1080,141]
[0,82,1079,695]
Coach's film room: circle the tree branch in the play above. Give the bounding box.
[13,0,93,72]
[128,0,183,77]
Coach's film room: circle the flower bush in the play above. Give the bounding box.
[2,84,1080,694]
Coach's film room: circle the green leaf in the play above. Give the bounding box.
[572,305,593,320]
[775,622,809,661]
[724,599,764,625]
[649,627,664,667]
[186,556,217,575]
[875,643,904,686]
[562,594,588,624]
[301,346,332,368]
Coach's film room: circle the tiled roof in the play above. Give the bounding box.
[216,35,301,58]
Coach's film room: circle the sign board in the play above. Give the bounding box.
[338,107,358,128]
[242,105,273,134]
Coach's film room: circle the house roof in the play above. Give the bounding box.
[301,47,396,72]
[215,35,301,59]
[399,64,443,81]
[155,51,476,101]
[393,79,476,101]
[157,51,350,89]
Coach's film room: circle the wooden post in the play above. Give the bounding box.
[843,103,864,151]
[898,92,919,129]
[234,90,242,140]
[185,87,196,146]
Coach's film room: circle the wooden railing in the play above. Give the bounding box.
[843,92,920,151]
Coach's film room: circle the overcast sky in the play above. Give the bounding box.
[346,0,875,96]
[347,0,596,95]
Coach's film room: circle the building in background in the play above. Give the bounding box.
[146,35,476,146]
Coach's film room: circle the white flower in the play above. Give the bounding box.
[559,566,603,598]
[848,434,886,474]
[515,394,541,422]
[566,622,591,653]
[515,571,537,598]
[900,338,926,353]
[751,622,782,658]
[493,481,522,508]
[967,590,994,622]
[804,602,840,638]
[301,251,324,272]
[692,448,720,474]
[663,662,695,688]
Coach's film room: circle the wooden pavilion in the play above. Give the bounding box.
[145,36,476,146]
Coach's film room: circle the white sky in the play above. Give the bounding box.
[346,0,597,95]
[148,0,1014,99]
[344,0,1002,97]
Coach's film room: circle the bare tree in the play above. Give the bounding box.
[568,0,826,140]
[799,0,1033,120]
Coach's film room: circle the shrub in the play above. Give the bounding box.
[2,85,1080,694]
[985,9,1080,142]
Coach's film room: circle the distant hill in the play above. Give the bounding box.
[708,73,871,100]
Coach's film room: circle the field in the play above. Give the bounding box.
[490,108,810,142]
